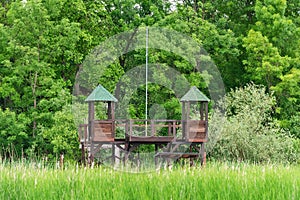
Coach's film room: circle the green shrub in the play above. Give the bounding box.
[208,83,299,163]
[0,108,30,159]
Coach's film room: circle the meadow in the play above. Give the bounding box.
[0,161,299,200]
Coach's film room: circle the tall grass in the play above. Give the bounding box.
[0,161,299,199]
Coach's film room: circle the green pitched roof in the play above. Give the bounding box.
[180,86,210,102]
[85,85,118,102]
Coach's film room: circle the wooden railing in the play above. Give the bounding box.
[119,119,181,136]
[78,119,208,143]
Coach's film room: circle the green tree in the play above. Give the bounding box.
[242,29,290,90]
[242,0,300,135]
[0,0,86,158]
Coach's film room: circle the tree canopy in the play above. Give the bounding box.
[0,0,299,161]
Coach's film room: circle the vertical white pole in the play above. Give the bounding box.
[145,27,148,136]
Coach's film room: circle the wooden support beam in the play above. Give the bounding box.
[81,142,85,165]
[170,143,180,153]
[91,143,103,155]
[111,144,115,165]
[182,102,186,139]
[200,143,206,166]
[88,102,94,142]
[108,102,112,119]
[151,120,155,136]
[200,102,204,120]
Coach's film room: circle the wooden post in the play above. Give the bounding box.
[112,143,115,166]
[88,102,95,166]
[108,101,112,119]
[205,102,209,141]
[88,102,95,141]
[125,120,129,138]
[200,102,204,120]
[59,153,64,169]
[111,102,115,120]
[81,142,85,165]
[155,144,158,167]
[90,142,94,165]
[186,102,190,141]
[200,143,206,166]
[111,102,115,138]
[205,102,208,121]
[173,121,176,137]
[189,146,194,167]
[182,102,186,139]
[129,120,133,138]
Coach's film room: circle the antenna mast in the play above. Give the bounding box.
[145,27,148,135]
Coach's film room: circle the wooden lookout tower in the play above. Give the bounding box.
[79,85,210,167]
[80,85,118,163]
[181,86,209,143]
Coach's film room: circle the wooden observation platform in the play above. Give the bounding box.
[78,85,210,167]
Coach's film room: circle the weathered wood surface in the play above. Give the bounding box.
[93,120,114,142]
[186,120,207,142]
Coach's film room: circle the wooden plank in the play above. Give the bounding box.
[92,121,114,142]
[93,136,114,142]
[189,127,205,132]
[129,136,174,143]
[155,152,199,158]
[187,139,207,142]
[94,133,112,138]
[187,120,207,141]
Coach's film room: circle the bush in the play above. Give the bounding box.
[208,83,299,163]
[31,105,80,161]
[0,108,30,159]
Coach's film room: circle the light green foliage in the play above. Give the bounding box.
[255,0,300,57]
[0,162,300,199]
[243,30,290,89]
[272,68,300,136]
[242,0,300,135]
[209,83,299,163]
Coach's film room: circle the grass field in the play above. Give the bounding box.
[0,161,299,200]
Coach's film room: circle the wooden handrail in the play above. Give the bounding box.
[81,119,207,140]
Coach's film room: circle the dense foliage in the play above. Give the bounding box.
[0,0,299,162]
[208,83,298,163]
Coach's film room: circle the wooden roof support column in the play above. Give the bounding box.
[88,102,95,141]
[186,102,190,140]
[205,102,208,122]
[107,101,112,119]
[205,102,209,141]
[200,102,204,120]
[182,101,186,139]
[111,102,115,120]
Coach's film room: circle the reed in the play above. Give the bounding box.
[0,161,299,199]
